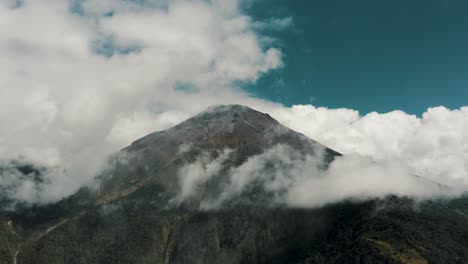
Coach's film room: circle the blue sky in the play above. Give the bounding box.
[245,0,468,114]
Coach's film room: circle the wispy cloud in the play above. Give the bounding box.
[253,17,294,31]
[174,145,457,209]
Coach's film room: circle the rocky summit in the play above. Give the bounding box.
[1,105,468,264]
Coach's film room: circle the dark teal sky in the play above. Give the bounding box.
[246,0,468,114]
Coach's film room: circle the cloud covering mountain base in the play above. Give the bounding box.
[173,145,460,209]
[0,0,467,207]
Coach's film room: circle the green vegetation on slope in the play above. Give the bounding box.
[8,195,468,264]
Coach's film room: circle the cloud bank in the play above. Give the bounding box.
[0,0,281,203]
[269,105,468,189]
[0,0,467,207]
[174,145,456,209]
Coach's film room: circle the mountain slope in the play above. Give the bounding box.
[10,196,468,264]
[1,105,468,264]
[98,105,340,207]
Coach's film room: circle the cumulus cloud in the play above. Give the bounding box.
[0,0,282,204]
[1,0,467,208]
[267,105,468,189]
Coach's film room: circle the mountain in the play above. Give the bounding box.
[98,104,340,207]
[1,105,468,264]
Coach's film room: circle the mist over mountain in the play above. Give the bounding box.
[2,0,468,263]
[0,162,47,211]
[0,105,467,264]
[98,104,341,208]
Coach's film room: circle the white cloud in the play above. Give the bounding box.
[176,145,456,209]
[266,105,468,189]
[180,104,467,208]
[287,154,451,208]
[253,17,294,31]
[174,148,232,203]
[1,0,467,207]
[0,0,282,204]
